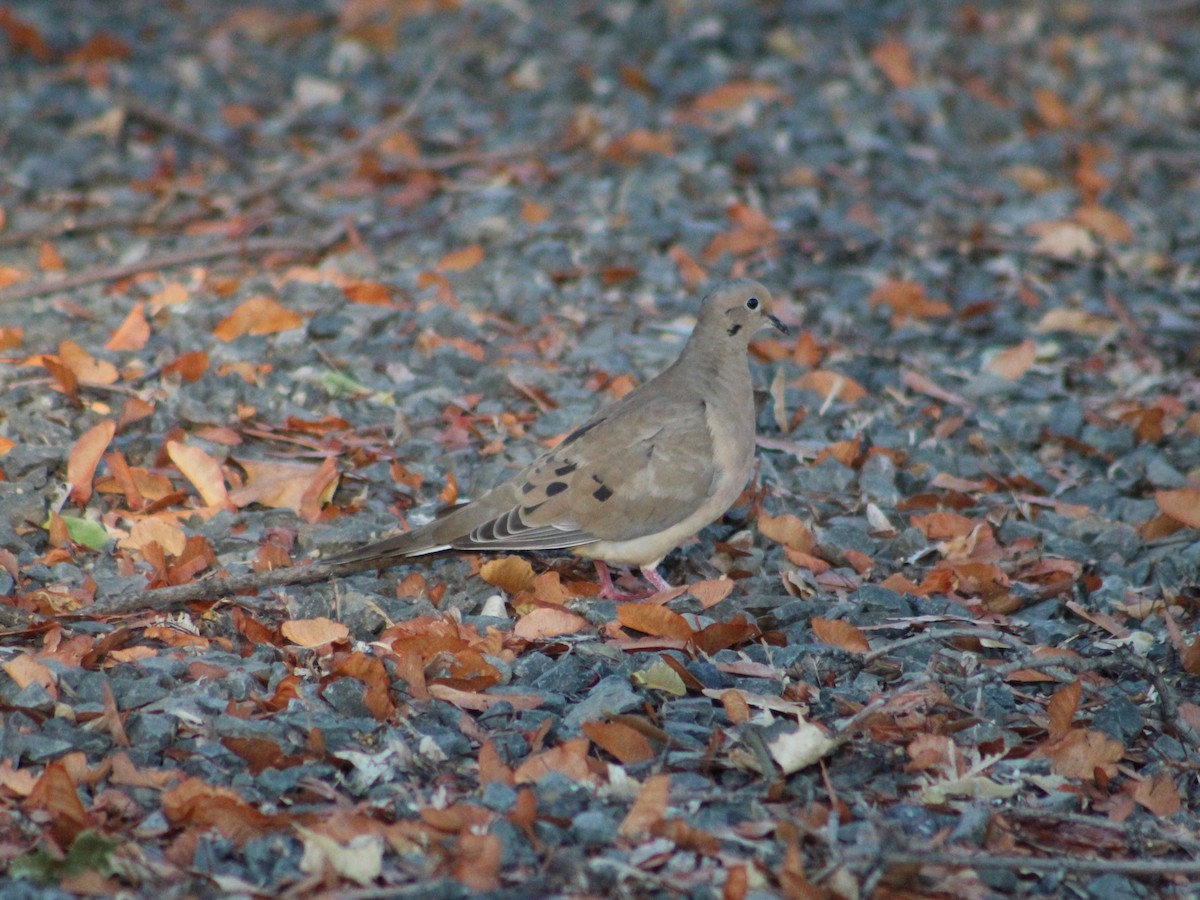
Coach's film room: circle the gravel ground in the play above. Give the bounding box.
[0,1,1198,897]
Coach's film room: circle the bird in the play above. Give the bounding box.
[328,278,788,599]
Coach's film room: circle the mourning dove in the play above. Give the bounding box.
[330,278,788,598]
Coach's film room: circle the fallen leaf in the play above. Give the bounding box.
[105,302,150,351]
[617,604,693,641]
[583,721,655,764]
[512,606,589,640]
[480,556,536,594]
[810,618,869,653]
[768,717,836,774]
[618,774,669,838]
[1028,221,1098,260]
[166,441,229,508]
[213,295,303,341]
[1155,488,1200,530]
[281,617,349,648]
[984,339,1036,380]
[436,245,484,272]
[67,420,116,505]
[870,37,915,88]
[868,279,951,323]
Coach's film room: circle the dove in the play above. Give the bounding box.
[329,278,788,598]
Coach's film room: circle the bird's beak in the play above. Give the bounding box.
[768,314,789,335]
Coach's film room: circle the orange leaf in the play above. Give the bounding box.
[163,349,209,382]
[281,616,349,648]
[1046,680,1080,740]
[910,511,977,540]
[582,721,655,764]
[868,279,951,323]
[0,265,29,289]
[480,556,536,594]
[1042,728,1123,780]
[166,440,229,508]
[1155,488,1200,530]
[1130,774,1181,818]
[513,606,589,640]
[688,578,733,609]
[757,513,815,552]
[870,37,915,88]
[513,738,592,784]
[667,245,707,290]
[342,280,396,306]
[719,689,750,724]
[521,199,550,225]
[616,603,693,641]
[436,245,484,272]
[105,302,150,351]
[38,240,64,272]
[619,773,669,838]
[794,369,868,403]
[603,129,675,163]
[810,617,869,653]
[26,760,90,847]
[1032,87,1073,129]
[59,339,118,386]
[228,457,338,521]
[985,339,1036,380]
[690,80,781,114]
[67,420,116,505]
[1075,204,1132,243]
[213,295,303,341]
[0,326,23,351]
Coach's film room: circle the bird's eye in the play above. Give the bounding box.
[745,297,759,310]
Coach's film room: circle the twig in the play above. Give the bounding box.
[861,626,1032,664]
[123,98,252,175]
[226,55,449,208]
[885,849,1200,878]
[0,224,345,303]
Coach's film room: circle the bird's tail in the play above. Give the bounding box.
[323,529,449,572]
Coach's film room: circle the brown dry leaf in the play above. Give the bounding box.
[229,457,339,521]
[0,326,23,351]
[148,282,189,313]
[985,339,1037,380]
[1130,774,1182,818]
[617,603,693,641]
[911,511,977,539]
[512,606,589,640]
[163,349,210,383]
[868,279,951,323]
[1032,87,1073,129]
[688,578,733,609]
[689,80,781,114]
[122,518,187,557]
[603,128,675,163]
[1042,729,1123,780]
[870,36,915,88]
[25,760,90,847]
[1155,488,1200,530]
[758,512,815,552]
[427,684,543,712]
[1046,680,1081,740]
[720,689,750,724]
[1075,204,1132,243]
[1027,221,1098,260]
[1034,307,1117,337]
[436,245,484,272]
[0,436,14,457]
[454,832,502,892]
[480,556,536,594]
[582,721,655,764]
[810,617,869,653]
[668,245,707,290]
[521,199,551,225]
[67,420,116,505]
[37,241,65,271]
[0,265,29,290]
[105,302,150,351]
[342,280,396,306]
[213,295,303,341]
[162,777,277,844]
[3,654,56,694]
[59,339,118,386]
[281,617,349,648]
[794,369,868,402]
[166,440,229,508]
[513,737,592,784]
[702,202,777,261]
[618,773,669,838]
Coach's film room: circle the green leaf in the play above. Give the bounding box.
[43,515,109,550]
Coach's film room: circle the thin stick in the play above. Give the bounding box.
[886,850,1200,877]
[0,224,345,303]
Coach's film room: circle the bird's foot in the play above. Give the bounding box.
[594,561,674,601]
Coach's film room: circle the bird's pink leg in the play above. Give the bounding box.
[594,561,673,600]
[639,565,674,594]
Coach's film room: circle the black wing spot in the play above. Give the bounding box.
[593,484,613,502]
[545,481,569,496]
[727,323,742,336]
[522,501,546,516]
[521,481,535,494]
[554,461,577,477]
[562,418,604,446]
